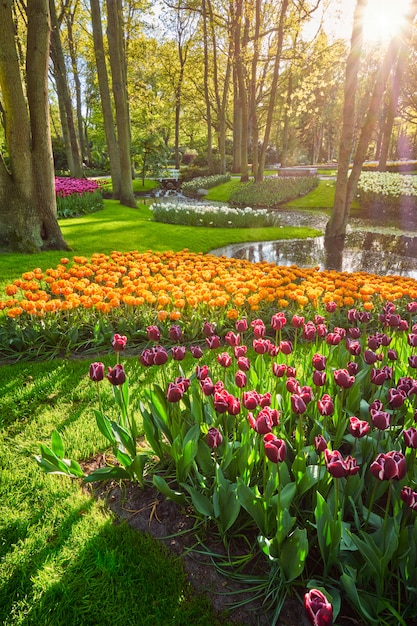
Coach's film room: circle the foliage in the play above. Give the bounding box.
[55,177,104,218]
[149,202,279,228]
[3,249,417,362]
[181,174,231,195]
[37,298,417,625]
[229,176,320,208]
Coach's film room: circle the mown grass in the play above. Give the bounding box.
[0,356,235,626]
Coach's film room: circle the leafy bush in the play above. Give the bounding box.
[181,174,231,196]
[149,202,279,228]
[229,176,319,208]
[55,177,104,218]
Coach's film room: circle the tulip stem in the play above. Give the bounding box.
[365,478,379,530]
[383,479,393,552]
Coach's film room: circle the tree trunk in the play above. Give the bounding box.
[0,0,69,252]
[202,0,213,172]
[256,0,289,182]
[232,0,249,182]
[49,0,83,178]
[325,0,367,240]
[90,0,122,199]
[106,0,136,208]
[64,4,86,162]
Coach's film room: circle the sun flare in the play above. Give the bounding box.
[362,0,410,42]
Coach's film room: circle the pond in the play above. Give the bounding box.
[209,209,417,279]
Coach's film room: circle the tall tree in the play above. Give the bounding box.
[326,0,417,239]
[0,0,68,252]
[49,0,84,178]
[106,0,136,207]
[90,0,122,198]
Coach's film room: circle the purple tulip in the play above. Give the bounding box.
[404,427,417,448]
[89,361,105,382]
[190,345,203,358]
[166,382,184,402]
[206,427,223,449]
[107,363,126,386]
[263,433,286,463]
[196,364,209,380]
[234,345,247,358]
[169,324,182,341]
[146,325,161,342]
[304,588,333,626]
[251,318,266,338]
[203,321,216,337]
[225,331,240,346]
[272,362,287,378]
[237,356,251,371]
[205,335,221,349]
[271,312,287,331]
[370,450,407,481]
[253,338,269,354]
[312,370,326,386]
[200,377,214,396]
[235,370,247,388]
[152,346,169,365]
[388,387,406,408]
[401,486,417,510]
[112,333,127,352]
[217,352,232,367]
[349,416,370,438]
[333,369,355,389]
[172,346,186,361]
[318,394,334,416]
[242,390,260,410]
[314,435,328,453]
[326,301,337,312]
[291,394,307,414]
[312,353,326,371]
[279,340,293,355]
[235,318,248,332]
[291,314,305,328]
[324,449,360,478]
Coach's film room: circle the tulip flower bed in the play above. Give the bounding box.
[3,250,417,361]
[36,298,417,625]
[357,171,417,210]
[55,176,104,218]
[149,202,279,228]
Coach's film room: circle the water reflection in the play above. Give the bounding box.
[210,231,417,279]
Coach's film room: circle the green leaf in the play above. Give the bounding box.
[51,429,65,458]
[182,484,215,518]
[110,420,136,457]
[314,491,341,572]
[128,454,148,484]
[236,479,267,536]
[94,409,116,445]
[152,474,186,506]
[83,466,130,483]
[280,528,308,582]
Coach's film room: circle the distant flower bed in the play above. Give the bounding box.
[149,202,279,228]
[229,176,319,208]
[55,177,104,218]
[357,172,417,209]
[181,174,231,195]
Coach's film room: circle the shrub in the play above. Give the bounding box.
[229,176,319,208]
[149,202,279,228]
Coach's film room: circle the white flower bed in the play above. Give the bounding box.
[149,201,279,228]
[358,172,417,198]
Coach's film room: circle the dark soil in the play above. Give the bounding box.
[83,458,417,626]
